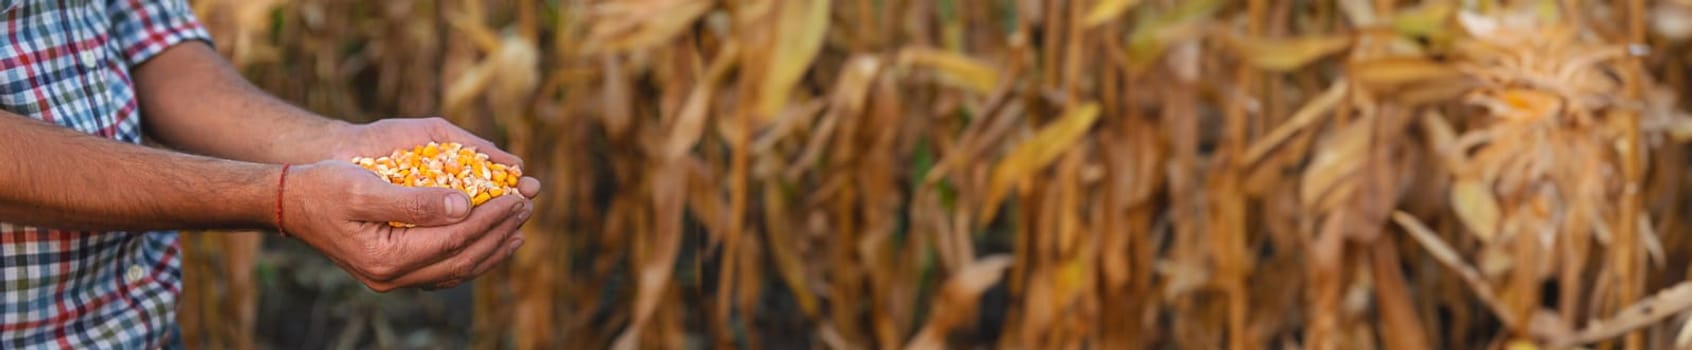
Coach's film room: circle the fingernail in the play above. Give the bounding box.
[444,194,469,218]
[507,237,525,254]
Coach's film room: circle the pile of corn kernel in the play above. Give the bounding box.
[351,141,522,227]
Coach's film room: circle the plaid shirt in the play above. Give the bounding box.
[0,0,211,348]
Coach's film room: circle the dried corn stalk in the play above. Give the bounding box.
[181,0,1692,349]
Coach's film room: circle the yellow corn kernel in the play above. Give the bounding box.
[471,192,491,206]
[422,142,440,157]
[488,187,504,197]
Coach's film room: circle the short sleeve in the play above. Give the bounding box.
[107,0,215,66]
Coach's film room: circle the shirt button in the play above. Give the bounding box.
[81,51,99,68]
[125,265,145,283]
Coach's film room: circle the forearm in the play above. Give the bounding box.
[0,112,276,232]
[133,42,350,164]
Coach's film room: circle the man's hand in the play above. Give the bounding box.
[281,160,532,292]
[301,117,541,292]
[127,43,544,291]
[329,117,542,198]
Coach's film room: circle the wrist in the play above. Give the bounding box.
[273,163,294,237]
[277,119,357,163]
[322,121,365,160]
[164,159,293,232]
[237,162,293,233]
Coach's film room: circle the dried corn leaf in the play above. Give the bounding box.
[1349,57,1465,91]
[1389,0,1457,46]
[1371,237,1432,350]
[905,255,1013,350]
[488,36,541,111]
[1560,282,1692,346]
[600,55,635,137]
[1244,80,1347,166]
[444,11,503,53]
[980,103,1101,224]
[1392,212,1519,329]
[1664,117,1692,142]
[835,56,884,113]
[1337,0,1376,26]
[198,0,284,67]
[1124,0,1221,73]
[1420,111,1464,170]
[610,162,688,350]
[1300,118,1370,211]
[752,0,830,120]
[762,183,819,316]
[1082,0,1142,28]
[443,54,497,115]
[1638,214,1664,268]
[583,0,712,53]
[1453,10,1521,45]
[1450,177,1502,242]
[1220,34,1353,72]
[663,42,740,160]
[898,48,1000,94]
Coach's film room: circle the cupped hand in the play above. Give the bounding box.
[330,117,541,198]
[280,160,533,292]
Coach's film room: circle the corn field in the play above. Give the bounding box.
[173,0,1692,349]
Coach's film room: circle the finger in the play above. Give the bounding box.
[423,204,531,290]
[351,182,473,227]
[428,118,524,167]
[384,195,526,271]
[388,200,530,290]
[518,176,541,198]
[453,212,530,287]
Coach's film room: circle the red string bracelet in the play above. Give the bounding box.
[276,163,291,238]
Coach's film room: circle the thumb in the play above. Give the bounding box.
[356,184,473,227]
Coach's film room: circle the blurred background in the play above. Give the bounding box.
[174,0,1692,349]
